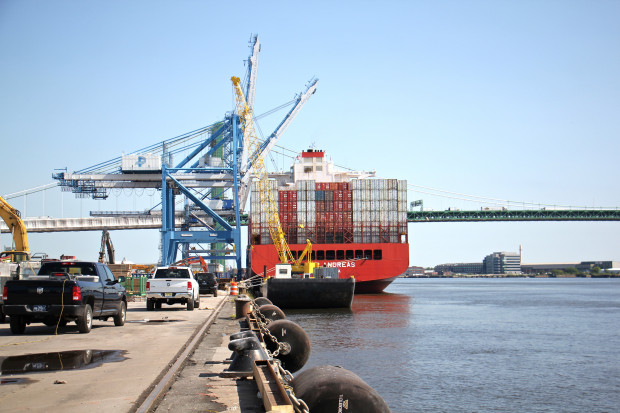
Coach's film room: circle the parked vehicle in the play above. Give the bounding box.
[195,272,218,297]
[2,261,127,334]
[146,266,200,311]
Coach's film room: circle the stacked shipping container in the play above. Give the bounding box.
[249,179,408,246]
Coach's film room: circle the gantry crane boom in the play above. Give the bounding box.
[238,78,319,210]
[0,196,29,261]
[259,78,318,158]
[240,35,261,175]
[246,34,260,113]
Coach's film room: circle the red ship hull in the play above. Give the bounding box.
[250,242,409,294]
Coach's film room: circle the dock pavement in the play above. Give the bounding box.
[0,291,263,412]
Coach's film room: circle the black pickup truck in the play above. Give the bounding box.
[1,261,127,334]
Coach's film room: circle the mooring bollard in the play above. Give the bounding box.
[235,296,251,319]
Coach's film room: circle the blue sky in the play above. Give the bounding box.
[1,0,619,267]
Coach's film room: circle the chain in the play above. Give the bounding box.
[250,303,309,413]
[251,306,281,357]
[276,362,309,413]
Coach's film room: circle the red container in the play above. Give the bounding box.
[316,201,325,212]
[290,191,298,201]
[334,190,343,201]
[343,190,352,201]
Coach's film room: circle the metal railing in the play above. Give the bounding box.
[121,276,148,296]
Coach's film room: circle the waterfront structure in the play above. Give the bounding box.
[483,252,521,274]
[434,251,521,275]
[401,266,425,277]
[521,260,620,274]
[434,262,484,275]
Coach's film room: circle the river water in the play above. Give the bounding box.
[285,278,620,413]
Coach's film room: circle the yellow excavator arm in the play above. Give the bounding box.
[231,76,317,276]
[0,196,29,256]
[231,76,295,265]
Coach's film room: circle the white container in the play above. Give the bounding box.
[399,211,407,224]
[389,210,398,224]
[121,154,161,173]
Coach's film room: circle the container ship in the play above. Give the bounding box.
[248,149,409,293]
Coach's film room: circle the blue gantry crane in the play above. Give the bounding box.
[53,34,318,272]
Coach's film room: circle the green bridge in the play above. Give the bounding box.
[232,209,620,225]
[406,209,620,222]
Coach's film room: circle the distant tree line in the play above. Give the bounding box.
[548,266,614,277]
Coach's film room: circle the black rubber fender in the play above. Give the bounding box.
[291,365,391,413]
[264,319,310,373]
[253,297,272,307]
[256,304,286,322]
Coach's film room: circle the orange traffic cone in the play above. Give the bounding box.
[230,280,238,296]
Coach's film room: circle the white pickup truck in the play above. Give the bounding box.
[146,266,200,311]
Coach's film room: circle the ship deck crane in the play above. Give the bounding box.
[231,76,316,275]
[0,196,30,263]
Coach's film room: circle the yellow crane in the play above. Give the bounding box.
[231,76,316,275]
[0,196,30,263]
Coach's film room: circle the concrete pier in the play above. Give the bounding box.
[0,293,262,412]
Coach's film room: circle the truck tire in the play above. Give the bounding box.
[0,306,6,323]
[187,297,195,311]
[194,295,200,309]
[155,301,162,309]
[77,304,93,333]
[114,301,127,326]
[10,315,26,334]
[146,299,154,311]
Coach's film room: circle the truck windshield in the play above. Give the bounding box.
[154,269,190,279]
[39,262,97,276]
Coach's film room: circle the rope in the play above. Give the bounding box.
[55,279,67,335]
